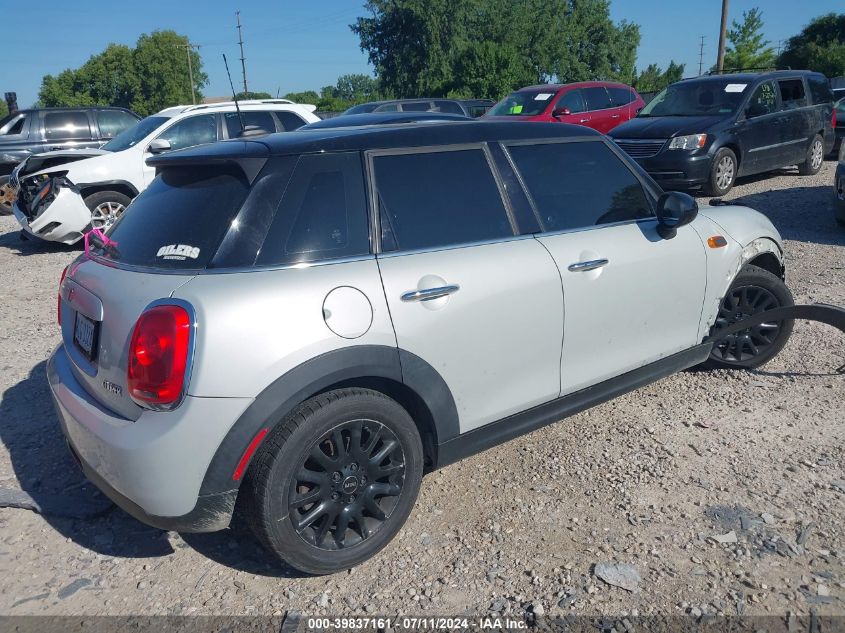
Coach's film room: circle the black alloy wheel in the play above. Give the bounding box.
[289,419,406,550]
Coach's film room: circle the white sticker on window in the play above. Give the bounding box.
[156,244,200,261]
[724,83,747,93]
[534,93,554,101]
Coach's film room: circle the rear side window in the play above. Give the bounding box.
[44,111,91,140]
[0,113,27,136]
[506,141,653,232]
[157,114,217,151]
[778,79,807,109]
[807,75,833,105]
[609,87,636,106]
[96,110,138,138]
[255,152,369,266]
[373,148,513,252]
[276,111,307,131]
[400,102,432,112]
[583,87,611,111]
[91,166,249,269]
[434,100,465,115]
[224,111,277,138]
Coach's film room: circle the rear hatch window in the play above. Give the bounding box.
[89,165,249,269]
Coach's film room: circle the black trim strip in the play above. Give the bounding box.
[435,343,712,467]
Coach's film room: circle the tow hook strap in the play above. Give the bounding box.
[703,304,845,374]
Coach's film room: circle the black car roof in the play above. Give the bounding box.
[149,120,601,167]
[301,112,472,130]
[684,70,826,83]
[13,106,137,114]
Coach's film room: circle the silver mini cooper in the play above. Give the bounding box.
[50,121,798,573]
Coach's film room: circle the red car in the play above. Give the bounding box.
[484,81,645,134]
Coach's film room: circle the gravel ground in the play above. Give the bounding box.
[0,161,842,619]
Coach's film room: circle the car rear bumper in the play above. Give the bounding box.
[48,345,252,532]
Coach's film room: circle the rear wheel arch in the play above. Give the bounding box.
[197,345,458,498]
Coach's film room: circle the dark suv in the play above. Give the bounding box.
[610,71,835,196]
[0,107,140,213]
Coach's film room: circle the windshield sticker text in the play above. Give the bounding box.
[157,244,200,260]
[534,93,553,100]
[724,83,747,93]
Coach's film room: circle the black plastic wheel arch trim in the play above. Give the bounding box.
[197,345,458,497]
[704,303,845,371]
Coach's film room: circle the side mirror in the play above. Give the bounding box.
[147,138,172,155]
[656,191,698,239]
[552,107,571,118]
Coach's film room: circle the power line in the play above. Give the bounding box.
[236,10,248,94]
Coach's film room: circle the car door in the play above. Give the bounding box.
[40,110,98,152]
[737,80,781,173]
[371,145,564,433]
[503,138,707,394]
[776,78,811,165]
[582,87,614,133]
[553,89,590,127]
[141,113,219,186]
[608,86,637,124]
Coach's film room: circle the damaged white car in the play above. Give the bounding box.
[9,99,319,244]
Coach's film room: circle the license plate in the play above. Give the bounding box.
[73,313,99,361]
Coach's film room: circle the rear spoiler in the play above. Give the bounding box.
[145,140,269,184]
[704,304,845,373]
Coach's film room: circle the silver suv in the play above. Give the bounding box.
[50,121,796,574]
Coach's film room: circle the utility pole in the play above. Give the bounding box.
[236,11,248,95]
[716,0,729,73]
[176,42,199,104]
[698,36,705,75]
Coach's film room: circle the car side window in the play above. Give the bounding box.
[608,87,635,106]
[373,148,513,252]
[434,100,465,115]
[96,110,138,139]
[224,111,277,138]
[44,111,91,140]
[375,104,399,112]
[276,111,307,131]
[555,90,587,113]
[0,113,27,136]
[745,82,777,118]
[778,79,808,110]
[583,87,611,111]
[156,114,217,151]
[807,75,833,105]
[255,152,369,266]
[506,140,654,232]
[400,102,432,112]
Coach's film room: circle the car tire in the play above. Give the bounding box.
[0,175,14,216]
[797,134,824,176]
[703,148,737,197]
[241,388,424,575]
[705,264,794,370]
[83,191,131,230]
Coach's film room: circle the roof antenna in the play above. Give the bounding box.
[223,53,246,135]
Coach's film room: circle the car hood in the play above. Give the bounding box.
[17,149,114,181]
[610,115,726,139]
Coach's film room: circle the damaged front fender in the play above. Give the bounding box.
[13,185,91,245]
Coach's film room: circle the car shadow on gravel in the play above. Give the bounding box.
[1,361,304,575]
[0,361,173,559]
[0,230,81,256]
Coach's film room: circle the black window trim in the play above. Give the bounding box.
[500,136,660,236]
[365,143,520,256]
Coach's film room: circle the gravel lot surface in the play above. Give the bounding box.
[0,161,842,619]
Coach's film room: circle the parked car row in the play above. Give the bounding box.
[8,100,319,243]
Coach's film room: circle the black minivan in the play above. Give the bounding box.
[610,71,835,196]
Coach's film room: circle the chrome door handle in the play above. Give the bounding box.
[611,114,621,119]
[568,259,609,272]
[401,285,460,302]
[579,118,590,123]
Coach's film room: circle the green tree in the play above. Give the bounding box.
[0,99,8,120]
[38,30,206,116]
[235,91,273,100]
[334,73,380,101]
[723,8,776,71]
[634,60,685,92]
[283,90,320,104]
[777,13,845,77]
[352,0,641,98]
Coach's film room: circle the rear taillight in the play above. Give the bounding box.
[127,305,192,409]
[833,108,837,129]
[58,265,68,326]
